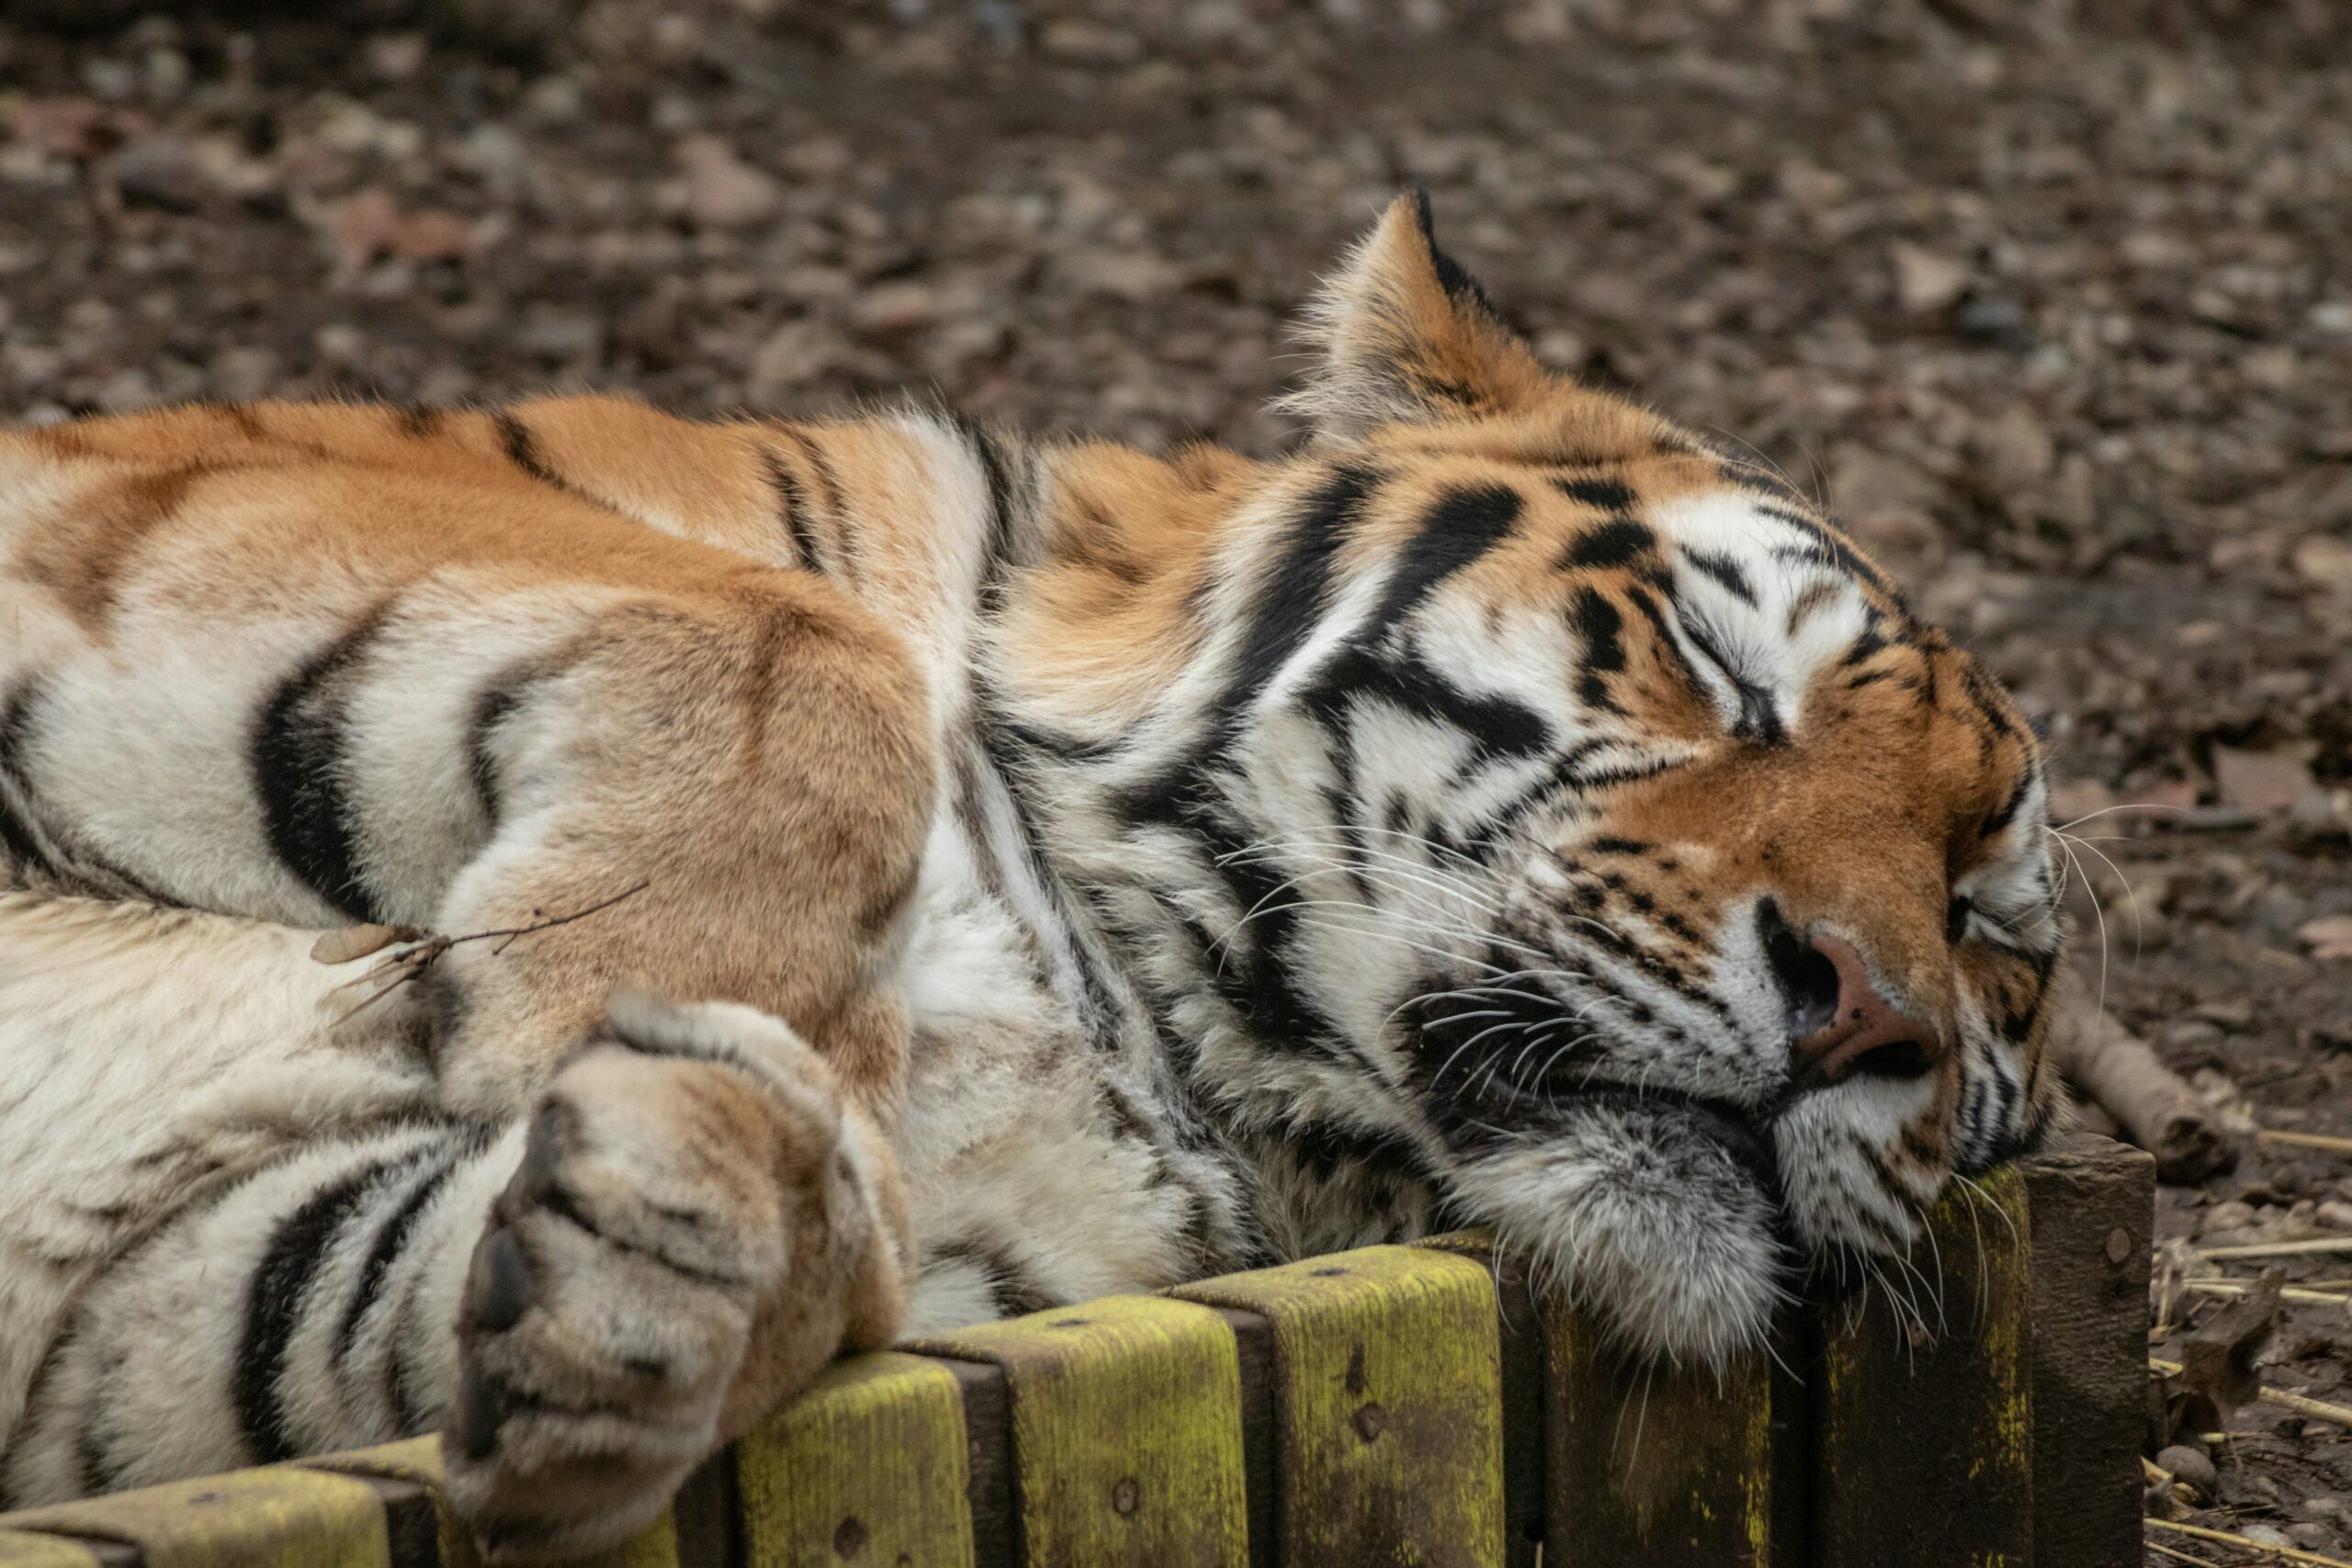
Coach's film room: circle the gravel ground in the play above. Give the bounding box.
[2,2,2347,1560]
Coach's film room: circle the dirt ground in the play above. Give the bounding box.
[1,1,2346,1561]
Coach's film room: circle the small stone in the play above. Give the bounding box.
[2289,1523,2341,1554]
[2238,1523,2297,1550]
[672,134,778,231]
[2293,534,2352,589]
[1956,296,2031,347]
[2155,1445,2216,1497]
[2299,917,2352,962]
[2199,1200,2259,1237]
[1891,242,1968,312]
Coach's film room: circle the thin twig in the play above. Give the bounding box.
[2257,1129,2352,1157]
[2181,1280,2352,1307]
[2145,1517,2352,1568]
[2199,1237,2352,1261]
[331,881,650,1025]
[2145,1538,2222,1568]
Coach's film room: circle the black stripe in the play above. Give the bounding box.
[1568,587,1625,713]
[235,1156,401,1463]
[957,416,1017,614]
[0,684,59,877]
[777,425,848,574]
[1681,547,1758,605]
[1557,517,1654,572]
[1214,465,1380,741]
[76,1348,126,1497]
[466,678,526,827]
[929,1238,1057,1319]
[1980,766,2034,840]
[254,609,391,923]
[393,404,442,439]
[1368,484,1522,634]
[334,1147,460,1359]
[763,448,821,572]
[495,412,563,490]
[1552,477,1639,515]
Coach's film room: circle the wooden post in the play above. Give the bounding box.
[912,1295,1250,1568]
[731,1351,975,1568]
[1544,1307,1780,1567]
[0,1464,397,1568]
[0,1534,114,1568]
[308,1435,682,1568]
[1172,1246,1505,1568]
[1809,1166,2036,1568]
[2020,1134,2154,1568]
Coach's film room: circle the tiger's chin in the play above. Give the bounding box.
[1444,1103,1790,1371]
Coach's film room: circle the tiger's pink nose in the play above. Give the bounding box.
[1789,933,1947,1084]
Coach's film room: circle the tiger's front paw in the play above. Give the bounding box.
[446,993,911,1562]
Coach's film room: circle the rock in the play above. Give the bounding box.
[2289,1523,2342,1554]
[2300,916,2352,961]
[1972,406,2055,497]
[1956,296,2032,348]
[2155,1445,2217,1497]
[2294,533,2352,588]
[2198,1200,2259,1237]
[671,134,778,231]
[98,132,198,210]
[1891,242,1968,312]
[2238,1523,2298,1550]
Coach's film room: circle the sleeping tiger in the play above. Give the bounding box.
[0,194,2064,1557]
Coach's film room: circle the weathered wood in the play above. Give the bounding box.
[912,1295,1249,1568]
[0,1533,109,1568]
[1545,1306,1778,1566]
[310,1435,682,1568]
[731,1351,974,1568]
[2021,1134,2155,1568]
[0,1466,391,1568]
[1810,1166,2036,1568]
[1173,1246,1505,1568]
[1412,1231,1545,1568]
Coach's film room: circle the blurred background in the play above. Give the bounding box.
[1,1,2346,1558]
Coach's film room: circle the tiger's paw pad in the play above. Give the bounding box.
[446,994,904,1562]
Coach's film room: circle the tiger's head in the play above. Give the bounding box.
[1008,194,2065,1367]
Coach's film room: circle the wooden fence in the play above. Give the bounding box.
[0,1134,2151,1568]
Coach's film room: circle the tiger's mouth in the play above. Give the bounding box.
[1563,1083,1781,1198]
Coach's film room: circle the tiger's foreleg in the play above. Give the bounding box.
[4,978,911,1563]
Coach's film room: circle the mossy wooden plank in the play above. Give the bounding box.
[0,1466,390,1568]
[1174,1246,1503,1568]
[0,1532,107,1568]
[912,1294,1248,1568]
[2021,1135,2153,1568]
[1544,1303,1776,1568]
[733,1351,974,1568]
[311,1436,680,1568]
[1811,1166,2035,1568]
[1411,1231,1544,1568]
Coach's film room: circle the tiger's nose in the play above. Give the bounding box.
[1774,930,1947,1085]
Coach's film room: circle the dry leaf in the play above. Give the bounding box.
[311,923,423,965]
[2211,745,2315,813]
[2178,1269,2283,1416]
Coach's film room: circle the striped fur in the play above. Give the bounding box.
[0,196,2062,1555]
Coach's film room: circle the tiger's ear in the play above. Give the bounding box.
[1283,191,1546,441]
